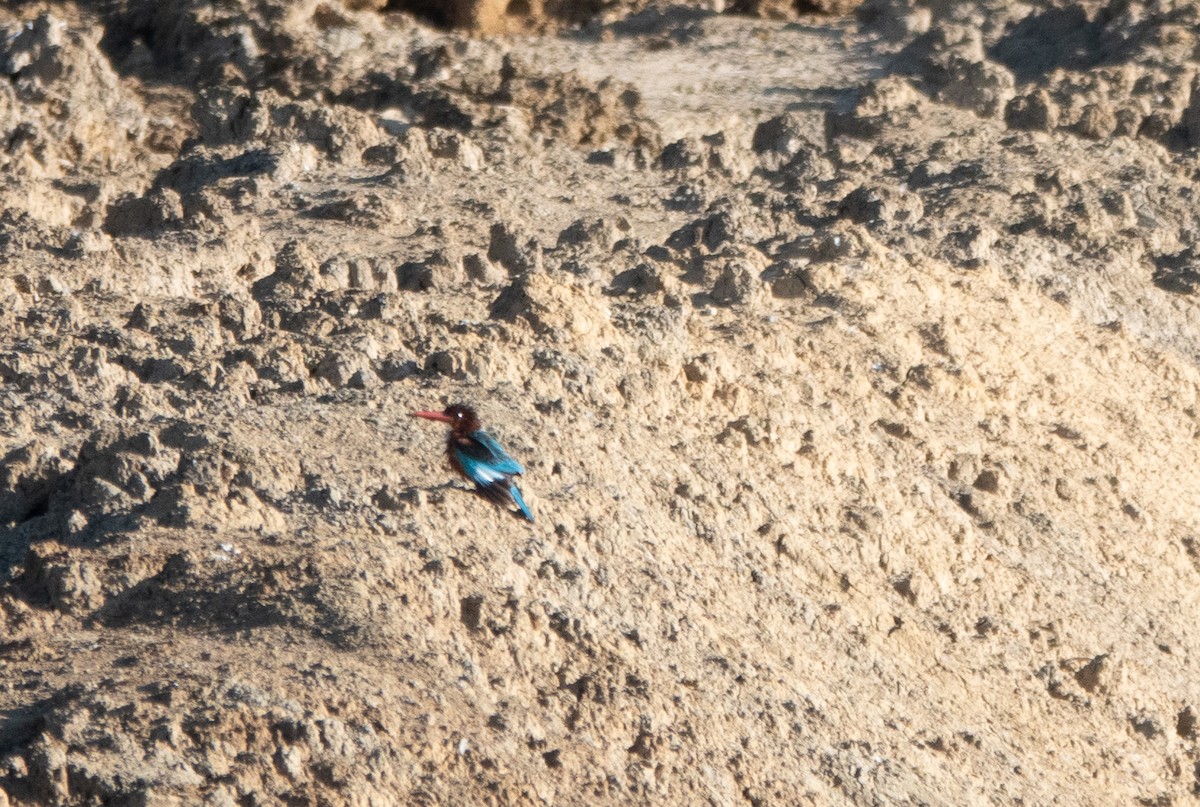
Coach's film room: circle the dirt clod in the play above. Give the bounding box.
[1,1,1199,805]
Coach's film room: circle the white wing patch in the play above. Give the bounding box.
[474,466,506,484]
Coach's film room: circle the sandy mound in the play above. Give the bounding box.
[1,0,1200,804]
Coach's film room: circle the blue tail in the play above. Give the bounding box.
[510,484,534,523]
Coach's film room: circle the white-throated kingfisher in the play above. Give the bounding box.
[411,404,534,522]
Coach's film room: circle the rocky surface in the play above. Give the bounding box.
[2,0,1200,803]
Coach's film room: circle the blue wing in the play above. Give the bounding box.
[453,430,524,487]
[450,429,532,521]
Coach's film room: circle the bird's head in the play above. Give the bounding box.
[411,403,480,434]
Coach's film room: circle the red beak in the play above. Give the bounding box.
[411,410,453,423]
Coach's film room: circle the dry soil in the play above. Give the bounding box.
[2,0,1200,804]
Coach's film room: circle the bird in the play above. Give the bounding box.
[411,403,534,522]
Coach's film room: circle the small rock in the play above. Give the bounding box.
[426,129,484,170]
[103,188,185,236]
[827,76,919,139]
[940,225,997,269]
[488,223,541,275]
[62,229,111,257]
[938,58,1014,118]
[20,545,103,613]
[972,470,1000,493]
[1072,102,1117,140]
[608,263,664,296]
[709,260,762,306]
[397,251,465,291]
[377,353,420,381]
[838,184,922,225]
[557,217,623,251]
[663,183,705,212]
[322,256,396,292]
[839,186,885,224]
[751,112,822,170]
[362,142,400,165]
[658,138,704,171]
[425,350,461,376]
[1152,248,1200,295]
[752,112,808,154]
[488,278,535,323]
[397,260,435,291]
[304,193,393,226]
[373,485,424,511]
[262,241,320,295]
[665,208,741,253]
[463,252,506,284]
[275,744,306,781]
[1005,91,1059,131]
[65,510,87,533]
[192,88,268,145]
[763,259,813,299]
[217,294,262,340]
[27,736,68,804]
[411,44,454,81]
[304,478,342,507]
[316,350,373,388]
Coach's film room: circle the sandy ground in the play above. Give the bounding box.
[2,0,1200,804]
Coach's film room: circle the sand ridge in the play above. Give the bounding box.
[1,0,1200,803]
